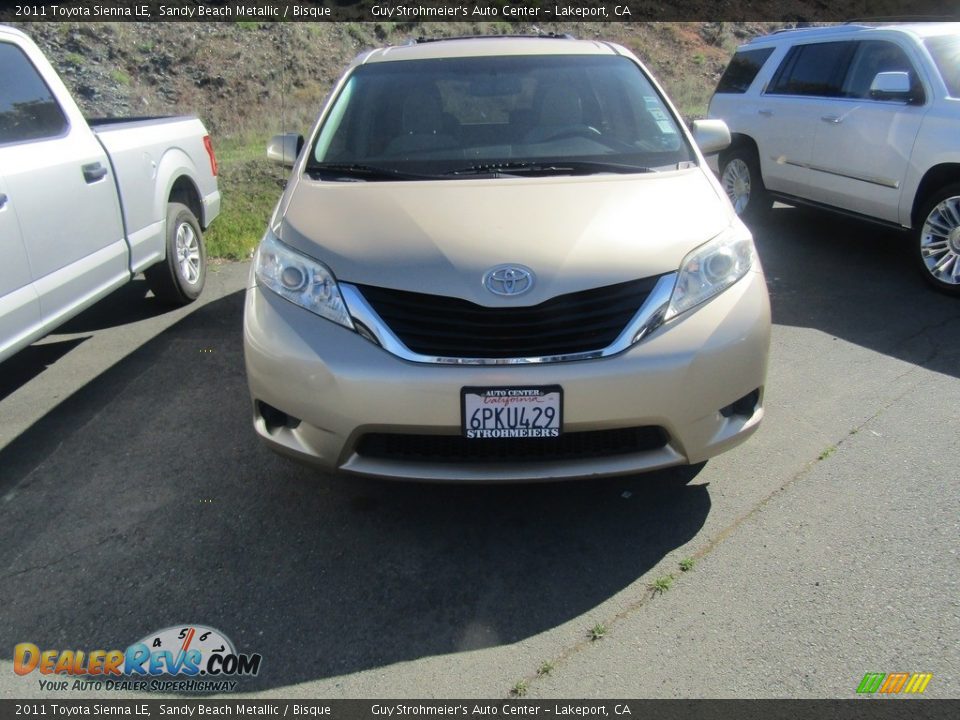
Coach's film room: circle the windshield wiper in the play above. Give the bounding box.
[444,160,658,177]
[305,163,437,181]
[306,160,660,181]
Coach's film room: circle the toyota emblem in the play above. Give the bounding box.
[483,265,535,296]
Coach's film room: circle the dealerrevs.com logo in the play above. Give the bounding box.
[14,625,262,693]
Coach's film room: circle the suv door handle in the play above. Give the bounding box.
[82,162,108,183]
[821,114,843,124]
[758,109,773,117]
[0,193,7,209]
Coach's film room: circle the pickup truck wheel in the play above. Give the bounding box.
[915,184,960,296]
[719,147,772,223]
[146,202,207,305]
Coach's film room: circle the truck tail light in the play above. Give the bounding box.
[203,135,218,177]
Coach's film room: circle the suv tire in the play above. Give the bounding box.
[915,183,960,296]
[719,145,772,224]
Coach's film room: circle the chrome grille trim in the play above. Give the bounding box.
[340,273,677,365]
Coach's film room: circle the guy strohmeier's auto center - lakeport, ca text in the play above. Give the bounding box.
[366,4,633,19]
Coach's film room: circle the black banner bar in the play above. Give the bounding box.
[2,701,960,720]
[1,0,959,23]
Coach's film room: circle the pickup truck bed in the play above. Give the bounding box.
[91,115,221,276]
[0,25,220,362]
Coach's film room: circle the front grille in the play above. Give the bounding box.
[355,427,669,465]
[355,276,660,359]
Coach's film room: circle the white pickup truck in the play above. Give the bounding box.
[0,25,221,362]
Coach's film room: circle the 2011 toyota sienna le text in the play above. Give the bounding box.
[243,36,772,482]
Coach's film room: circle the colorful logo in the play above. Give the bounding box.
[14,624,261,691]
[857,672,933,694]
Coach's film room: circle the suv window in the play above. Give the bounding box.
[843,40,923,101]
[0,41,68,145]
[924,34,960,97]
[767,41,856,97]
[715,47,775,94]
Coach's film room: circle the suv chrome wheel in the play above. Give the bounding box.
[719,147,771,223]
[916,184,960,296]
[722,158,752,214]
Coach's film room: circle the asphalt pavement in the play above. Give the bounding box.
[0,205,957,699]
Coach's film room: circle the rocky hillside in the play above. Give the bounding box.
[13,21,787,140]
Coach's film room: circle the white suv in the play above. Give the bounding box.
[708,23,960,295]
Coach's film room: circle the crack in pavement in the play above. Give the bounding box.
[884,314,960,369]
[0,532,121,584]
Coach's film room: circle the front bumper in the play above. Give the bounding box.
[243,269,771,482]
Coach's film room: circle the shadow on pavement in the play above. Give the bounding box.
[0,289,710,690]
[0,278,174,401]
[752,205,960,379]
[58,278,169,334]
[0,336,88,403]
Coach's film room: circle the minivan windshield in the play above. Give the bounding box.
[308,54,694,180]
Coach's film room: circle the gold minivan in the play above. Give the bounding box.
[243,36,771,481]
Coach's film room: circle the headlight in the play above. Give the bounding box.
[665,227,755,320]
[254,231,354,330]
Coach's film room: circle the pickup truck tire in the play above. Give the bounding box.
[915,184,960,296]
[146,202,207,305]
[719,146,772,224]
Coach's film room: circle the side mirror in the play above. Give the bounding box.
[267,133,305,166]
[691,119,731,156]
[869,71,916,102]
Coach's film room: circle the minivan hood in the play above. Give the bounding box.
[278,168,731,306]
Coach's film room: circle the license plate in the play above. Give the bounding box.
[461,386,562,439]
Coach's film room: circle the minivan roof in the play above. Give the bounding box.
[0,24,31,41]
[360,36,621,64]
